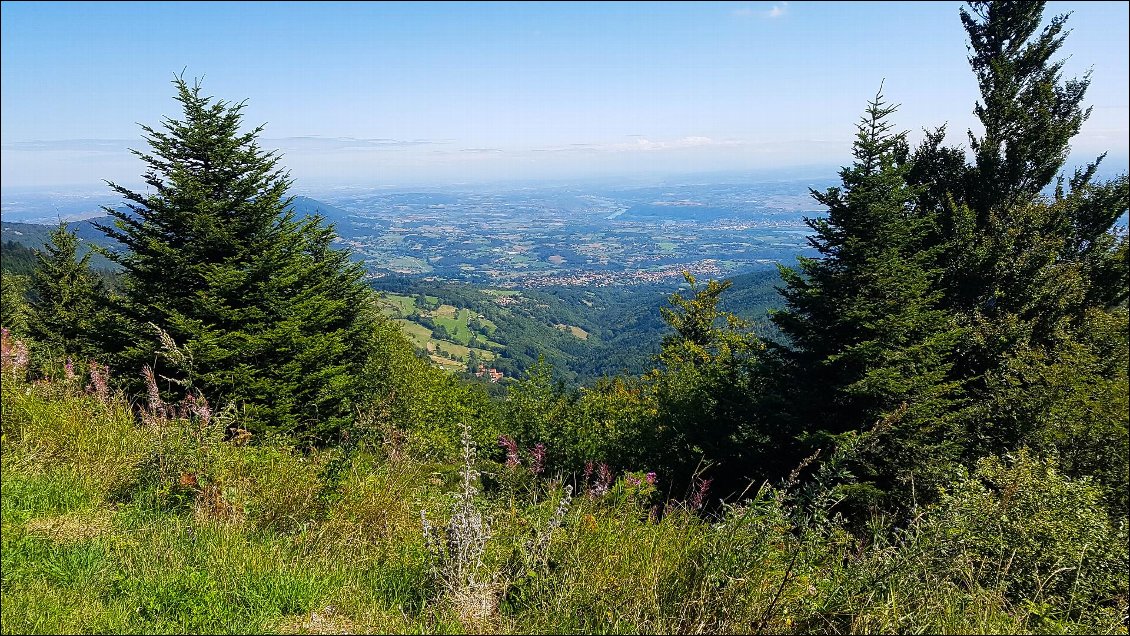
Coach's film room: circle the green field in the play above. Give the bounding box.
[393,319,432,349]
[555,324,589,340]
[376,293,417,317]
[392,317,497,373]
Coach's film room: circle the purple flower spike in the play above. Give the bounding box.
[498,435,520,468]
[530,442,546,475]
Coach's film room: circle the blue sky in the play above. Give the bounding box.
[2,1,1127,189]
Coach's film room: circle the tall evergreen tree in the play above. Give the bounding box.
[908,1,1128,462]
[902,1,1128,514]
[27,224,105,360]
[769,91,963,505]
[919,1,1126,349]
[97,77,374,442]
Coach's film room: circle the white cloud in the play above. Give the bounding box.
[731,3,787,20]
[271,136,446,152]
[766,2,788,18]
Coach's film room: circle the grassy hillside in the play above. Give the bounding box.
[376,295,501,373]
[2,355,1125,634]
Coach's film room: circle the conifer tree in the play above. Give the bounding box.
[908,1,1128,462]
[27,223,105,359]
[97,77,374,441]
[902,1,1128,513]
[769,91,962,504]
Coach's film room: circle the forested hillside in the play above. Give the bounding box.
[2,2,1126,634]
[370,267,783,383]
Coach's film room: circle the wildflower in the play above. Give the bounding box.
[2,329,30,375]
[646,471,657,485]
[498,435,520,468]
[591,462,613,497]
[13,341,28,372]
[184,392,212,426]
[626,474,641,487]
[530,442,546,476]
[87,361,110,402]
[64,357,77,383]
[544,484,572,536]
[529,484,573,560]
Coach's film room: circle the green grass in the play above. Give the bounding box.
[2,372,1126,635]
[431,340,496,363]
[393,319,432,348]
[377,293,418,317]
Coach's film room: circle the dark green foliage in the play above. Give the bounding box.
[904,1,1129,507]
[1,240,39,276]
[921,450,1128,618]
[96,77,374,442]
[27,224,107,361]
[1,273,30,337]
[961,0,1090,218]
[728,1,1130,520]
[650,273,769,494]
[924,0,1126,363]
[768,92,964,506]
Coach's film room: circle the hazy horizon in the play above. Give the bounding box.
[3,1,1128,191]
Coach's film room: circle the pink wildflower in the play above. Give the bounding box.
[64,357,77,383]
[646,471,657,485]
[0,328,11,368]
[498,435,520,468]
[190,392,212,426]
[592,462,613,497]
[530,443,546,476]
[11,340,29,373]
[2,329,29,374]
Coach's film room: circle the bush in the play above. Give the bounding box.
[919,450,1129,622]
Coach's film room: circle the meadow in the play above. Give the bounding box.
[2,356,1125,635]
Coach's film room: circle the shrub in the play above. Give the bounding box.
[919,450,1129,621]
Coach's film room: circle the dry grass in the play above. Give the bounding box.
[24,508,114,543]
[275,605,356,635]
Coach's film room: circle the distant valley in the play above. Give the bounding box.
[2,179,821,382]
